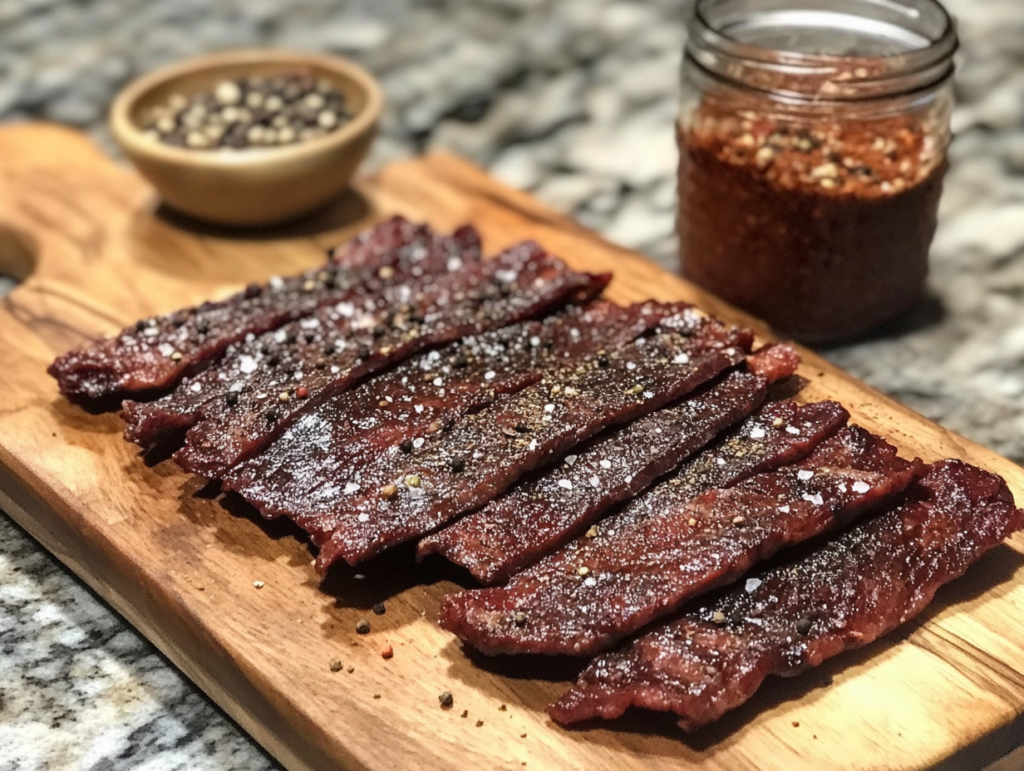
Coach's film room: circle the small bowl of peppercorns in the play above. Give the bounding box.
[110,49,383,227]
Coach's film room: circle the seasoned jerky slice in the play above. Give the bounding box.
[314,324,753,569]
[550,460,1024,728]
[50,218,477,402]
[174,243,610,478]
[329,215,481,269]
[122,236,566,452]
[419,370,770,584]
[223,301,683,542]
[438,417,910,657]
[420,344,799,584]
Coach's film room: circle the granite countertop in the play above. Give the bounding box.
[2,0,1024,769]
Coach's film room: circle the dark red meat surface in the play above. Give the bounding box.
[314,321,753,569]
[550,459,1024,728]
[418,370,771,585]
[437,418,911,657]
[223,301,681,542]
[329,216,482,269]
[171,243,609,478]
[50,217,479,402]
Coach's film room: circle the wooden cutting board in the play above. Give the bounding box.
[2,123,1023,771]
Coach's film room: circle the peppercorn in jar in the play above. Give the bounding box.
[677,0,957,342]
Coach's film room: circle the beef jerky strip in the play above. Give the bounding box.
[314,322,754,570]
[550,459,1024,728]
[329,215,482,269]
[438,418,910,657]
[122,236,484,451]
[174,243,610,478]
[50,218,479,402]
[222,301,683,542]
[419,344,799,584]
[121,232,562,451]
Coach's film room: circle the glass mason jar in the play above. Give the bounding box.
[677,0,957,343]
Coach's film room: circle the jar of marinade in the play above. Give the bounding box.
[677,0,957,343]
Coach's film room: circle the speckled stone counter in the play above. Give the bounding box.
[2,1,1023,768]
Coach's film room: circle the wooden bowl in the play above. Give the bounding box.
[110,49,383,227]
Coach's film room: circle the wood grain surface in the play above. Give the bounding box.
[1,123,1023,771]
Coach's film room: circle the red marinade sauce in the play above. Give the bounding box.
[678,107,947,342]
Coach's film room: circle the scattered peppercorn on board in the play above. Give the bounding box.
[2,123,1023,771]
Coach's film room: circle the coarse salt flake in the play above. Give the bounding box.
[238,356,258,374]
[544,404,555,413]
[786,426,801,435]
[626,362,637,371]
[344,482,361,494]
[750,426,766,439]
[358,512,370,523]
[745,578,762,593]
[779,504,790,513]
[564,455,578,466]
[600,459,612,469]
[852,480,871,494]
[801,492,824,506]
[797,469,814,481]
[190,383,202,393]
[433,377,443,387]
[590,476,600,488]
[673,353,690,364]
[557,479,572,491]
[484,371,495,381]
[413,437,425,449]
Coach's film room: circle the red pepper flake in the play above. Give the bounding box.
[295,386,309,398]
[380,643,394,659]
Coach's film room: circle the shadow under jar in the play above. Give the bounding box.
[677,0,957,343]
